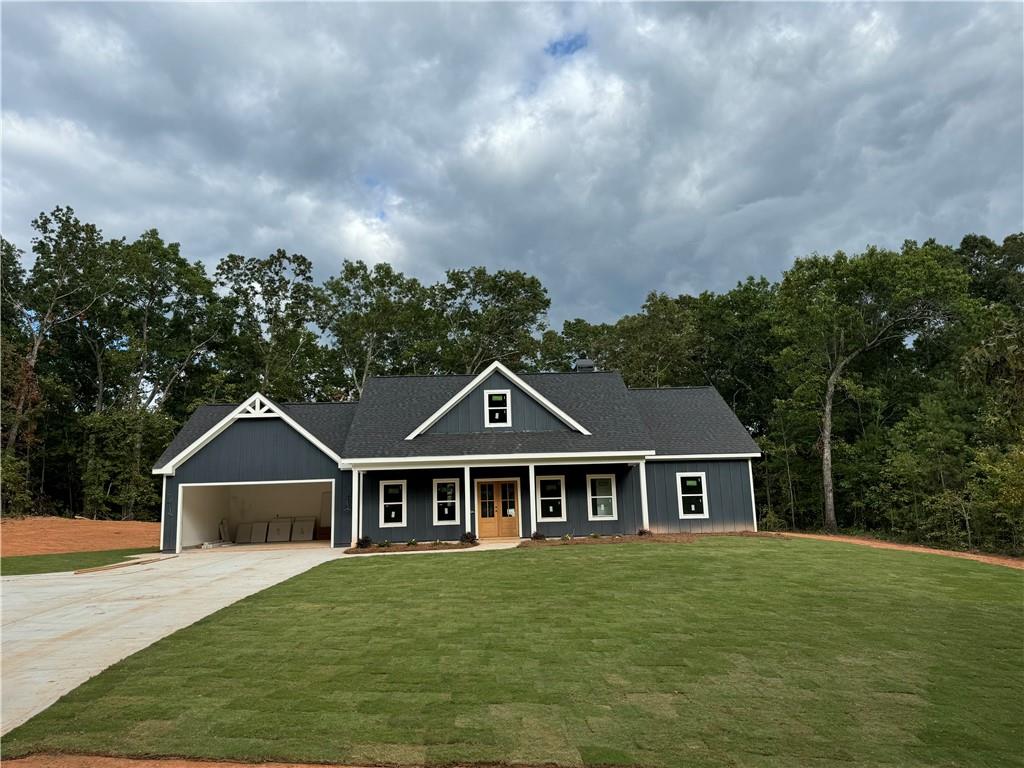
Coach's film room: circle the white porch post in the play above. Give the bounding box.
[349,470,359,547]
[639,459,650,531]
[356,470,364,540]
[464,465,472,536]
[528,463,537,537]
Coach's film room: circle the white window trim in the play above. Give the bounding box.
[432,478,461,526]
[586,473,618,521]
[483,388,511,428]
[677,471,710,519]
[379,479,407,528]
[535,475,567,523]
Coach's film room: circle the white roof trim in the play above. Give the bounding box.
[404,360,591,440]
[648,452,761,461]
[152,392,345,475]
[350,450,654,469]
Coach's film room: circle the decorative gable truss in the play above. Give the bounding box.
[239,394,276,417]
[152,392,345,475]
[404,361,591,440]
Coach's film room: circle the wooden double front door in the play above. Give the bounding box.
[476,479,520,538]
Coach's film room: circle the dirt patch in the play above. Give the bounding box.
[343,541,478,555]
[1,516,160,557]
[781,532,1024,570]
[519,532,697,547]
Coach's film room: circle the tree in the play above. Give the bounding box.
[429,268,550,374]
[213,249,319,401]
[774,242,969,532]
[3,207,108,455]
[316,261,432,398]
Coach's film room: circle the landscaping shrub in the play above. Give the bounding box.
[637,528,653,536]
[356,536,372,549]
[460,531,477,544]
[407,539,418,547]
[531,531,546,541]
[377,540,391,548]
[560,533,572,543]
[589,532,600,539]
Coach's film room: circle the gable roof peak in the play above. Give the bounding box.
[403,360,592,440]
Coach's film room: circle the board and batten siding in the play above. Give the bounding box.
[645,460,755,533]
[532,463,643,537]
[360,466,538,541]
[161,418,352,552]
[426,371,570,435]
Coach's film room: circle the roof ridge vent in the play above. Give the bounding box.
[573,357,596,373]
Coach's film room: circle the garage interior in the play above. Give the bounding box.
[179,481,332,549]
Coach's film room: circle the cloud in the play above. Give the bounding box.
[2,3,1021,325]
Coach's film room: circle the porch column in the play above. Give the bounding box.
[464,465,472,536]
[638,460,650,531]
[528,463,537,538]
[349,469,359,547]
[356,470,364,540]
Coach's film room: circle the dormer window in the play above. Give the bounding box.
[484,389,511,427]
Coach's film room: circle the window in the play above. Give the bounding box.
[484,389,511,427]
[586,474,618,521]
[379,480,407,528]
[677,472,709,519]
[536,475,567,522]
[433,478,461,526]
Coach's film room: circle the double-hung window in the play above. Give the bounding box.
[677,472,709,519]
[433,478,461,526]
[536,476,567,522]
[379,480,407,528]
[484,389,511,427]
[586,474,618,521]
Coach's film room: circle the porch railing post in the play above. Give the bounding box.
[639,459,650,532]
[464,465,472,536]
[528,463,536,538]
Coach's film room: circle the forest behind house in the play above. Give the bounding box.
[2,207,1021,552]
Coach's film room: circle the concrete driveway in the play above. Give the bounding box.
[0,547,343,734]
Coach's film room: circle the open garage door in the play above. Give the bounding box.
[177,480,333,550]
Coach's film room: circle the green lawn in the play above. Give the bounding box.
[1,547,159,576]
[5,538,1022,767]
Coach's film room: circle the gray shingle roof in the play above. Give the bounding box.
[342,371,653,459]
[154,374,758,470]
[628,387,760,455]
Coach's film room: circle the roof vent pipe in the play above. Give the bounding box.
[573,357,596,373]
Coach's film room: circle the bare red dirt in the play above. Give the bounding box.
[1,516,160,557]
[781,532,1024,570]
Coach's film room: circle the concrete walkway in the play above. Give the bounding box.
[0,540,520,735]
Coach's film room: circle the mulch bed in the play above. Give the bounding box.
[1,516,160,557]
[519,532,698,547]
[343,541,479,555]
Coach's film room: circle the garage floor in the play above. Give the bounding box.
[0,547,343,734]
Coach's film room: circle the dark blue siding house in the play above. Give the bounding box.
[153,361,760,552]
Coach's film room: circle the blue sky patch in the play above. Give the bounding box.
[545,31,588,58]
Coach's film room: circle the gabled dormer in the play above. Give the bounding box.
[405,361,591,440]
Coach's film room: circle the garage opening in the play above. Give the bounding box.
[178,480,333,550]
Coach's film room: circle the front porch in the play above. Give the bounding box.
[349,460,649,544]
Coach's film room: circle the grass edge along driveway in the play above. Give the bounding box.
[1,547,159,576]
[5,537,1022,767]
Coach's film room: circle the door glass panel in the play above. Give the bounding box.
[479,483,495,518]
[500,482,516,517]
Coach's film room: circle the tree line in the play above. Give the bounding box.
[2,206,1021,552]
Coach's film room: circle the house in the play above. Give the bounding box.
[153,360,761,552]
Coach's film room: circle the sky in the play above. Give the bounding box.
[2,2,1022,325]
